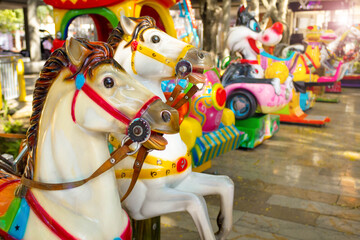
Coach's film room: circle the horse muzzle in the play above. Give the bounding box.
[141,99,179,134]
[140,99,179,151]
[181,48,214,87]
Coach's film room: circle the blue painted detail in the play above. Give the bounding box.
[113,238,122,240]
[75,74,86,90]
[161,80,170,92]
[300,92,311,111]
[191,147,199,166]
[162,79,188,93]
[260,49,295,61]
[207,133,217,160]
[8,198,30,239]
[193,136,206,166]
[249,20,260,32]
[218,128,229,152]
[63,18,73,40]
[108,142,114,153]
[229,96,250,118]
[178,79,188,88]
[228,125,240,150]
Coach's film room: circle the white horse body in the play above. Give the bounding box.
[16,38,179,240]
[111,16,234,240]
[25,70,129,240]
[321,27,360,68]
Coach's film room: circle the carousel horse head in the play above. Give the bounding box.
[27,38,179,167]
[108,15,213,87]
[227,5,284,60]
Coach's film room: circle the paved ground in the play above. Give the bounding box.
[161,88,360,239]
[4,74,37,126]
[7,76,360,240]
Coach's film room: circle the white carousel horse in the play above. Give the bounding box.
[320,26,360,68]
[108,16,234,240]
[227,5,284,62]
[0,38,179,240]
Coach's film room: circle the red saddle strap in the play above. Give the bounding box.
[26,191,78,240]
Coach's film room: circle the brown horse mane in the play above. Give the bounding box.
[24,39,118,180]
[108,16,157,50]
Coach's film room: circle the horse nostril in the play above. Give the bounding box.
[161,110,171,123]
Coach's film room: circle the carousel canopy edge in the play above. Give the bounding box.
[43,0,126,9]
[43,0,178,9]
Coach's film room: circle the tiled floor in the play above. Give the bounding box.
[161,88,360,239]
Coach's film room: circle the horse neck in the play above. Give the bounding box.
[33,70,127,236]
[114,42,167,101]
[131,73,166,101]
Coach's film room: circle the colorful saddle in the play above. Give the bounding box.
[0,172,29,240]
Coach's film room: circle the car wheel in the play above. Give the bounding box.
[226,90,257,120]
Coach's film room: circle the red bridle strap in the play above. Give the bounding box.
[133,96,161,119]
[80,83,132,124]
[70,73,160,125]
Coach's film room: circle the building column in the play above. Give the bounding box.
[24,0,40,61]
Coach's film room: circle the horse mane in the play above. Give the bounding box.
[24,39,116,180]
[108,16,157,50]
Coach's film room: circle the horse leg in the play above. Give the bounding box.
[174,172,234,240]
[140,187,216,240]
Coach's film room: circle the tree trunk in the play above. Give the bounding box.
[277,0,290,43]
[200,0,218,55]
[240,0,247,8]
[219,0,231,59]
[25,0,41,61]
[248,0,260,21]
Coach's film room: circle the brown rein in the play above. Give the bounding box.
[166,83,200,109]
[19,140,148,202]
[0,133,26,139]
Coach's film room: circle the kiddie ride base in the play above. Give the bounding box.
[314,85,340,103]
[234,114,280,149]
[341,75,360,88]
[191,124,246,171]
[273,91,330,126]
[164,70,246,172]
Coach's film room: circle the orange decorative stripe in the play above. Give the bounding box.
[0,179,20,217]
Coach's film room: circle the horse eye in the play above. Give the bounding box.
[103,77,114,88]
[151,35,160,43]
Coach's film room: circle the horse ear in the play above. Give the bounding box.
[239,5,246,14]
[66,38,91,68]
[120,15,137,36]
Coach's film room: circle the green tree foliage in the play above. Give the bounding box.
[0,9,24,33]
[37,5,53,24]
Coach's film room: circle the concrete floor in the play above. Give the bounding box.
[161,88,360,240]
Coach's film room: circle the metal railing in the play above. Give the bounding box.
[0,56,26,108]
[0,56,19,100]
